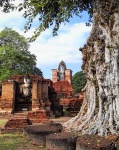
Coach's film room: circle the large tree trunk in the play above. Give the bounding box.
[64,0,119,136]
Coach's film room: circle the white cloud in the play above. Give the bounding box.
[27,23,91,67]
[0,7,92,78]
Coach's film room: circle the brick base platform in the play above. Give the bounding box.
[4,118,32,128]
[0,110,50,133]
[0,118,32,134]
[27,110,50,123]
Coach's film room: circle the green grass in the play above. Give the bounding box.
[0,133,46,150]
[0,120,46,149]
[0,120,8,127]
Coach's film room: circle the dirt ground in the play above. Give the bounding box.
[50,117,72,124]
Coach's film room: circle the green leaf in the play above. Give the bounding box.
[0,27,43,82]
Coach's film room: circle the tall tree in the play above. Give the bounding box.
[64,0,119,136]
[0,0,119,136]
[0,27,41,82]
[72,71,86,93]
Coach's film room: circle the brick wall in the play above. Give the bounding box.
[53,80,74,96]
[0,81,15,113]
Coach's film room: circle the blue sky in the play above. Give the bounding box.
[0,3,92,79]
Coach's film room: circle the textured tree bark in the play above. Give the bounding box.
[64,0,119,136]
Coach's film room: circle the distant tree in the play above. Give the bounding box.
[0,27,38,82]
[72,71,86,93]
[32,67,43,77]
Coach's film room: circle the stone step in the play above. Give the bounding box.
[10,112,30,118]
[0,118,32,134]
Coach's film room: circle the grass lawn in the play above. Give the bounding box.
[0,120,46,150]
[0,133,46,150]
[0,119,8,127]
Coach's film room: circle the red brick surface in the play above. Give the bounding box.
[4,118,32,128]
[60,97,83,106]
[27,110,49,123]
[65,69,72,83]
[53,80,74,96]
[0,82,15,112]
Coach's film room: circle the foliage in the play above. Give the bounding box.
[0,27,42,82]
[21,0,93,41]
[0,0,15,13]
[32,66,43,77]
[72,71,86,93]
[0,0,93,41]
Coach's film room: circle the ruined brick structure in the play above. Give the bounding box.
[0,74,50,113]
[52,61,74,96]
[51,61,83,116]
[0,61,84,118]
[52,61,72,84]
[53,80,74,97]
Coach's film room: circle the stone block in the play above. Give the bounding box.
[24,122,63,146]
[46,132,78,150]
[76,134,115,150]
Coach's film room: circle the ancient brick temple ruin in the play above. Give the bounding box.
[52,61,73,96]
[52,61,72,84]
[0,74,51,113]
[0,61,83,118]
[52,61,83,116]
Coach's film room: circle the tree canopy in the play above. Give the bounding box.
[0,0,93,41]
[72,71,86,93]
[0,27,43,82]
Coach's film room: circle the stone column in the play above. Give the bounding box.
[65,69,72,83]
[32,81,40,111]
[42,81,48,99]
[37,81,42,100]
[52,69,58,83]
[0,81,15,113]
